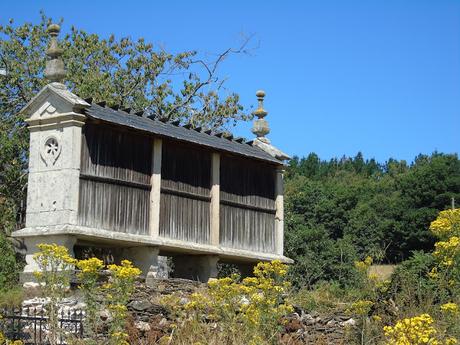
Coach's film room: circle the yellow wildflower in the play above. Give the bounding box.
[440,302,458,315]
[384,314,438,345]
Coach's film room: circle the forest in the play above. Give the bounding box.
[284,151,460,287]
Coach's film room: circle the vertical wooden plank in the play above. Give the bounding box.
[275,167,284,255]
[150,138,162,238]
[210,152,220,246]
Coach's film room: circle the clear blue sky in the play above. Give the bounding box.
[2,0,459,163]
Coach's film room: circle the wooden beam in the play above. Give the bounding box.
[210,152,220,246]
[275,168,284,255]
[150,138,162,238]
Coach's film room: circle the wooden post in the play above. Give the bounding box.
[275,167,284,255]
[210,152,220,246]
[150,138,162,238]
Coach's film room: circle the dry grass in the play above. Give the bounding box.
[368,265,396,281]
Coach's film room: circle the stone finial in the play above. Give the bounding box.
[44,24,66,83]
[251,90,270,143]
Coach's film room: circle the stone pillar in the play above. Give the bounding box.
[275,168,285,255]
[122,246,160,276]
[26,111,86,227]
[22,235,77,282]
[150,138,162,238]
[210,152,220,246]
[172,255,219,282]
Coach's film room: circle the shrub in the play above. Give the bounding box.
[163,260,293,345]
[389,251,437,309]
[0,234,19,291]
[285,225,360,288]
[32,243,141,345]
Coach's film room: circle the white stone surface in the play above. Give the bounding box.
[22,235,76,273]
[12,225,293,264]
[22,83,88,229]
[252,138,291,161]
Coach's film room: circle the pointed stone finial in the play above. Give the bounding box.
[44,24,66,83]
[252,90,270,143]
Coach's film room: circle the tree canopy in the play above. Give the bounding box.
[285,151,460,287]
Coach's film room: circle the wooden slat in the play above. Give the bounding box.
[78,123,152,234]
[78,179,150,235]
[159,141,212,244]
[219,204,275,253]
[80,173,151,190]
[219,154,276,253]
[81,123,152,185]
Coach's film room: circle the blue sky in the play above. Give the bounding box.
[2,0,459,162]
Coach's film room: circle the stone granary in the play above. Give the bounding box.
[12,24,291,282]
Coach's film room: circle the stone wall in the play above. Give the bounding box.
[17,279,357,345]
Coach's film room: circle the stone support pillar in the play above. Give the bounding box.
[21,235,77,282]
[275,168,285,255]
[122,246,160,283]
[210,152,220,246]
[172,255,219,282]
[150,138,162,238]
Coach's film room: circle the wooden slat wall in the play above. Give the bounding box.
[78,123,152,235]
[220,155,276,253]
[159,141,211,244]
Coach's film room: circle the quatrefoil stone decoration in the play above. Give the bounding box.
[41,136,62,166]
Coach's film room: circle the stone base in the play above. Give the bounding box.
[122,246,159,286]
[23,235,76,273]
[172,255,219,282]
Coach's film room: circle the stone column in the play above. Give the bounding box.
[275,168,285,255]
[150,138,162,238]
[172,255,219,282]
[210,152,220,246]
[122,247,160,285]
[22,235,77,282]
[26,113,86,227]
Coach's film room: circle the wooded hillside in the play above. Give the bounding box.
[284,152,460,287]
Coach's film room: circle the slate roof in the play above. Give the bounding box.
[83,102,283,165]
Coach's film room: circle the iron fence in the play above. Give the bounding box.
[0,307,84,345]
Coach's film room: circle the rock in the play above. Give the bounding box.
[285,318,303,333]
[341,318,357,327]
[135,321,151,332]
[99,309,112,322]
[326,319,336,326]
[23,282,41,289]
[128,300,152,311]
[159,318,169,327]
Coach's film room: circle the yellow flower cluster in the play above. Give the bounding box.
[108,259,141,280]
[440,302,459,315]
[347,300,374,316]
[76,257,104,274]
[181,260,293,337]
[445,338,458,345]
[433,237,460,267]
[355,256,373,272]
[33,243,77,268]
[384,314,439,345]
[109,330,129,345]
[430,209,460,239]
